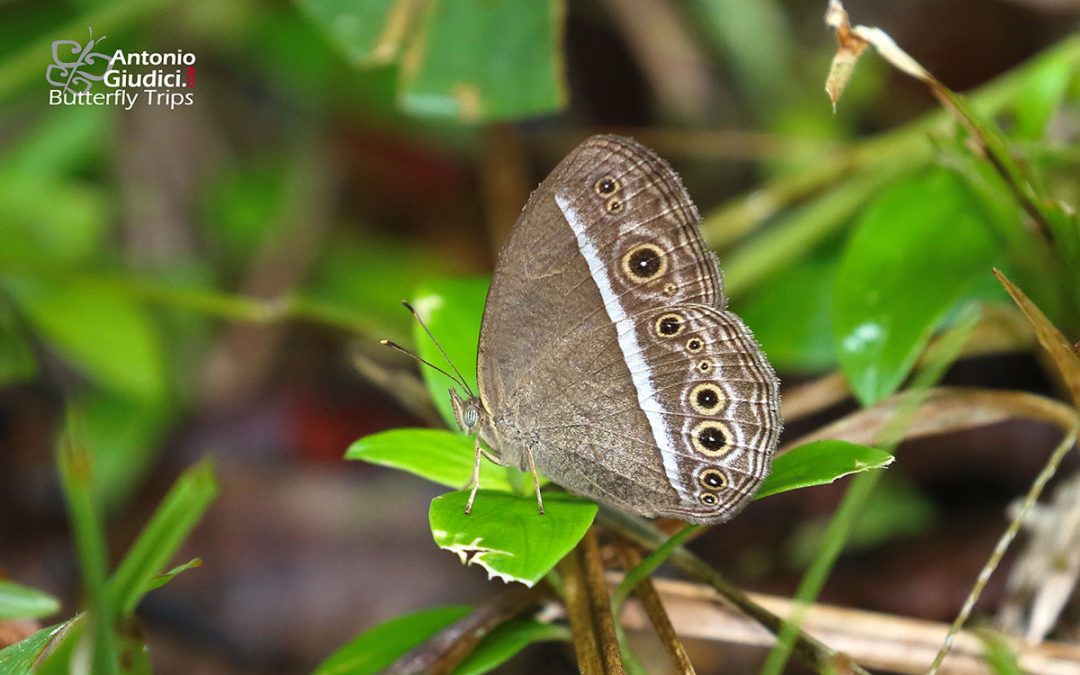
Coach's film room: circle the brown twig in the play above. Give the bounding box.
[615,540,696,674]
[559,545,606,674]
[581,529,625,674]
[386,584,546,674]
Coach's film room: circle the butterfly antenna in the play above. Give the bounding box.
[401,301,474,397]
[380,340,471,393]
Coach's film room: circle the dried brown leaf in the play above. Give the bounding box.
[994,269,1080,408]
[781,386,1078,452]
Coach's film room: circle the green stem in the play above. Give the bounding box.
[57,411,119,675]
[760,305,981,675]
[611,524,698,612]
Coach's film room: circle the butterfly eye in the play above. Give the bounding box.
[699,468,727,489]
[691,421,732,456]
[655,312,685,337]
[464,407,479,428]
[689,383,725,415]
[621,243,667,283]
[595,176,619,195]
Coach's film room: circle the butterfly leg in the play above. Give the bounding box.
[526,449,545,516]
[464,435,482,515]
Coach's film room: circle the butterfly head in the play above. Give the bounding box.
[449,387,483,434]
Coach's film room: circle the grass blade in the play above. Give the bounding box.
[57,412,119,675]
[106,458,218,616]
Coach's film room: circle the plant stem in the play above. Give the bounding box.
[558,547,606,674]
[615,540,696,674]
[928,425,1078,674]
[760,306,981,675]
[581,529,625,674]
[598,506,868,675]
[612,523,698,611]
[57,412,119,675]
[386,584,545,675]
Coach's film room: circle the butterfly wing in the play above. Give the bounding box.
[477,135,780,523]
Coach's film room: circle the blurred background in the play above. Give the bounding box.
[1,0,1078,672]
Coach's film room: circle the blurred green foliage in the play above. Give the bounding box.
[1,0,1079,671]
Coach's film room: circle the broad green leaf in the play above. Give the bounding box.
[457,618,570,675]
[299,0,418,67]
[412,277,488,429]
[755,440,894,500]
[0,176,110,265]
[81,390,171,511]
[314,605,472,675]
[737,255,837,372]
[346,428,513,492]
[1,101,109,180]
[107,459,218,616]
[401,0,566,122]
[0,581,60,620]
[1013,54,1072,140]
[305,235,457,343]
[430,490,597,587]
[143,558,203,593]
[5,278,167,401]
[0,302,36,386]
[0,621,73,675]
[833,169,999,404]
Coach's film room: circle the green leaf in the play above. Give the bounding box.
[1013,54,1072,140]
[57,413,119,675]
[305,235,458,343]
[346,428,514,492]
[412,277,488,429]
[314,605,472,675]
[401,0,566,122]
[755,440,894,500]
[737,255,837,372]
[0,621,73,675]
[298,0,418,67]
[81,390,171,511]
[430,490,597,587]
[143,558,203,594]
[5,278,167,401]
[978,629,1024,675]
[0,581,60,620]
[107,459,218,616]
[0,176,110,266]
[456,618,570,675]
[0,301,36,386]
[832,169,999,404]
